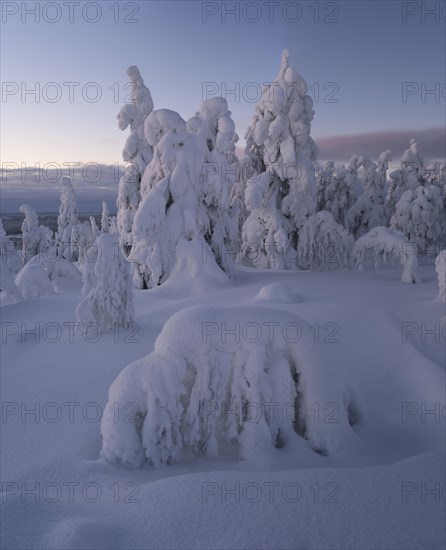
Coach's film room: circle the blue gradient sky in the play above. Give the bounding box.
[1,0,445,166]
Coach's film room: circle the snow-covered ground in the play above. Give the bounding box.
[1,263,445,549]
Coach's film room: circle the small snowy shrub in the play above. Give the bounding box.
[352,226,419,283]
[101,305,359,468]
[435,250,446,301]
[76,233,134,329]
[298,211,354,271]
[20,204,52,264]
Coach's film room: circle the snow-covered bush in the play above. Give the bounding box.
[116,66,153,254]
[298,211,354,271]
[20,204,52,264]
[390,185,445,254]
[346,157,387,239]
[240,49,319,269]
[76,233,134,329]
[15,263,55,299]
[101,305,358,468]
[352,226,419,283]
[435,250,445,301]
[130,98,239,288]
[57,177,79,261]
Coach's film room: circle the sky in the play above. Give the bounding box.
[1,0,445,172]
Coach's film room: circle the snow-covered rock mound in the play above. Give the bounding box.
[352,226,419,283]
[101,305,360,468]
[253,282,302,303]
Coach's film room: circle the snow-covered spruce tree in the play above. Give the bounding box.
[435,250,446,301]
[390,184,445,255]
[130,98,239,289]
[20,204,52,264]
[316,162,356,228]
[297,211,354,271]
[101,201,110,233]
[346,157,387,239]
[386,168,404,221]
[76,233,134,329]
[0,219,22,276]
[240,49,319,269]
[116,66,153,255]
[57,177,79,261]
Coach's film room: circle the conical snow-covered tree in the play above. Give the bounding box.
[130,97,239,288]
[57,177,78,261]
[240,49,319,269]
[390,184,445,254]
[90,216,100,238]
[20,204,52,264]
[116,66,154,255]
[76,233,134,329]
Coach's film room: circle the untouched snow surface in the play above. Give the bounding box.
[1,264,445,549]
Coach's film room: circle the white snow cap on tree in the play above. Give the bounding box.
[240,49,319,269]
[116,66,154,253]
[352,226,419,284]
[76,233,135,329]
[57,177,78,261]
[435,250,446,301]
[316,161,357,228]
[130,97,239,288]
[298,211,354,271]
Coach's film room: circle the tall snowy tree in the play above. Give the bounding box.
[130,97,239,289]
[57,177,79,261]
[240,49,319,269]
[401,138,425,189]
[116,66,154,255]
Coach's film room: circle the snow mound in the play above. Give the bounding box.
[25,253,82,281]
[352,226,419,283]
[101,305,358,468]
[43,518,124,550]
[254,282,302,303]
